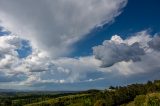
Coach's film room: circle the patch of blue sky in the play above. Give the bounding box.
[0,27,32,58]
[0,26,11,36]
[16,40,32,58]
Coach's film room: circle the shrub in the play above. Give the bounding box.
[134,95,146,106]
[147,94,160,106]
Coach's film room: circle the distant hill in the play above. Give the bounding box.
[0,89,18,92]
[0,89,79,93]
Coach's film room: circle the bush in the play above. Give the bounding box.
[147,94,160,106]
[134,95,146,106]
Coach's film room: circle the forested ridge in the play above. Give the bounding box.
[0,80,160,106]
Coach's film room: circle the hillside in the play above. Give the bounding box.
[0,80,160,106]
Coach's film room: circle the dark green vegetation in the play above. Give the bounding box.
[0,80,160,106]
[0,91,79,106]
[121,93,160,106]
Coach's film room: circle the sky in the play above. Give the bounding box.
[0,0,160,91]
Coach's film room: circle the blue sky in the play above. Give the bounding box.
[73,0,160,57]
[0,0,160,90]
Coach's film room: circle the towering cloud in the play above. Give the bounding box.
[0,0,127,57]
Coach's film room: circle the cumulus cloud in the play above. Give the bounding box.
[93,35,145,67]
[1,30,160,90]
[0,35,21,70]
[93,30,160,76]
[0,34,30,84]
[21,31,160,84]
[0,0,127,57]
[0,33,102,86]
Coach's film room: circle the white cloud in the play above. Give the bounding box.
[0,35,29,84]
[0,0,127,57]
[0,0,129,89]
[19,30,160,87]
[93,30,160,76]
[0,35,21,71]
[0,33,102,86]
[1,30,160,90]
[52,56,101,82]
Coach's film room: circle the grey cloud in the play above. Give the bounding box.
[93,31,160,77]
[148,35,160,51]
[93,37,145,67]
